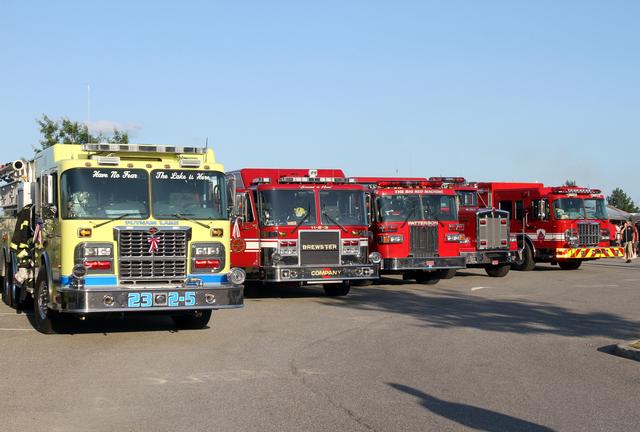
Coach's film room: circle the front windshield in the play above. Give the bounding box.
[585,199,607,219]
[377,194,458,222]
[152,170,228,220]
[61,168,149,219]
[457,190,477,207]
[258,189,317,227]
[319,189,367,226]
[553,197,607,220]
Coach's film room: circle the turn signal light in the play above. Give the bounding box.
[78,228,93,238]
[194,259,221,269]
[210,228,224,237]
[84,260,111,270]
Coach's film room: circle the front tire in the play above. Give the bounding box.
[558,260,582,270]
[437,269,457,280]
[415,271,440,285]
[1,259,11,306]
[34,273,60,334]
[485,264,510,278]
[172,310,212,329]
[512,242,536,271]
[323,282,351,297]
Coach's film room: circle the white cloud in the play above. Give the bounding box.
[86,120,142,137]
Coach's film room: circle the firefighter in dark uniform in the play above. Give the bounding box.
[10,204,35,288]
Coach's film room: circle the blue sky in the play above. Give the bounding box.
[1,1,638,202]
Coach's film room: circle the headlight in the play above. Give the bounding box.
[228,267,246,285]
[191,242,226,273]
[194,245,224,256]
[378,234,403,244]
[564,230,578,244]
[368,252,382,264]
[83,245,112,257]
[445,234,464,242]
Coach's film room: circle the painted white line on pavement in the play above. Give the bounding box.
[471,286,492,291]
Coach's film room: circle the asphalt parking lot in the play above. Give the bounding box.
[1,260,639,432]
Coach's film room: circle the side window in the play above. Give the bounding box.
[531,199,549,221]
[499,200,513,218]
[243,192,254,222]
[236,192,254,222]
[514,200,524,221]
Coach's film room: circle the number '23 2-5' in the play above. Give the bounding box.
[128,292,196,308]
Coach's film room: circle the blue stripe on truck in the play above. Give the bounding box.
[59,274,228,286]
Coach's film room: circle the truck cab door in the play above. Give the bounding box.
[230,192,260,269]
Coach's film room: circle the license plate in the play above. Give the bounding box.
[127,291,196,308]
[492,260,499,265]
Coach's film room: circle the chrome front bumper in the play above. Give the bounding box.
[382,256,466,271]
[53,284,243,313]
[461,250,513,266]
[258,264,379,283]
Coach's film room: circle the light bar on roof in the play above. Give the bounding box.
[82,144,206,154]
[179,158,201,168]
[251,177,272,185]
[429,177,466,183]
[278,176,355,184]
[551,187,599,195]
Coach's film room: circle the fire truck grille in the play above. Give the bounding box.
[117,229,189,283]
[577,222,600,247]
[410,226,438,257]
[299,231,340,265]
[478,210,509,250]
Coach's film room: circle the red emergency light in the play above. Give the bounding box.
[194,259,221,269]
[551,187,601,195]
[84,260,112,271]
[429,177,466,184]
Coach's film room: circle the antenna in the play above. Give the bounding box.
[205,137,209,148]
[87,84,91,125]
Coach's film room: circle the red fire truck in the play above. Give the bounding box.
[353,177,466,284]
[479,182,624,270]
[433,177,517,277]
[226,169,380,296]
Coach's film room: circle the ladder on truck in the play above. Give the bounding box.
[0,159,36,215]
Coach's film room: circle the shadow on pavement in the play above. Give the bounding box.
[328,287,640,339]
[243,282,326,299]
[388,383,556,432]
[25,311,192,334]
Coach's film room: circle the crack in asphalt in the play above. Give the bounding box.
[288,315,394,432]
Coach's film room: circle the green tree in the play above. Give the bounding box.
[564,179,577,187]
[36,114,129,150]
[606,187,639,213]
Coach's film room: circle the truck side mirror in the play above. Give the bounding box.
[227,176,236,206]
[42,174,55,205]
[538,200,546,220]
[43,205,57,219]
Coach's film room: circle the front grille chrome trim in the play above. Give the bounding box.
[114,226,191,283]
[577,222,600,247]
[409,225,438,257]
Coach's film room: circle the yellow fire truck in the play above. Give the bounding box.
[0,144,245,333]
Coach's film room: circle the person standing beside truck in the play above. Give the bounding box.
[621,219,638,263]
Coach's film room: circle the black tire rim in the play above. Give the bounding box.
[37,281,49,321]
